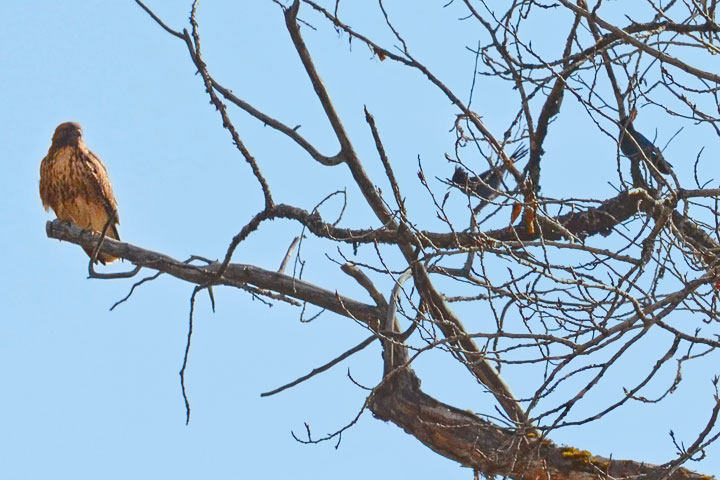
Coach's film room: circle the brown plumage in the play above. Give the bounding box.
[40,122,120,264]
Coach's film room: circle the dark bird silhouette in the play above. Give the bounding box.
[450,145,528,205]
[619,117,672,175]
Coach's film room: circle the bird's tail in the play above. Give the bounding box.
[83,226,120,265]
[82,247,118,265]
[509,144,529,161]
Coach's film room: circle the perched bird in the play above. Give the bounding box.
[619,117,672,175]
[450,145,528,205]
[40,122,120,264]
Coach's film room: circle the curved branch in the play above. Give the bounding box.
[370,368,711,479]
[285,1,408,246]
[212,82,337,165]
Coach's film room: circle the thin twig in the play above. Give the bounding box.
[260,335,376,397]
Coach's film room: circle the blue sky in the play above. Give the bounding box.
[2,1,719,478]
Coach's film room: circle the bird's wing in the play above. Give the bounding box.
[39,154,53,212]
[631,129,654,150]
[80,147,120,228]
[487,168,504,189]
[620,124,650,159]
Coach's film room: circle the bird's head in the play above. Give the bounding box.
[51,122,83,147]
[450,166,469,186]
[620,108,638,132]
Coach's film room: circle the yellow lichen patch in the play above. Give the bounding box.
[560,447,592,464]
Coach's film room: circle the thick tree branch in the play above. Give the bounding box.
[411,262,529,425]
[269,190,665,249]
[46,220,380,325]
[370,368,712,479]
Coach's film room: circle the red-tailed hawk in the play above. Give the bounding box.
[40,122,120,264]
